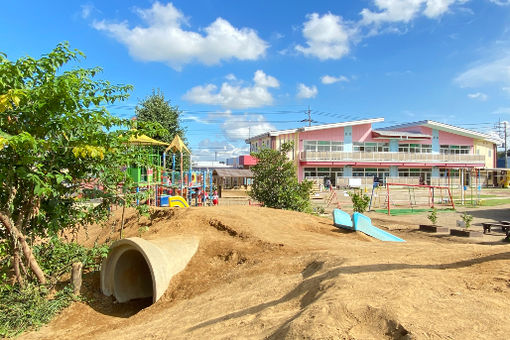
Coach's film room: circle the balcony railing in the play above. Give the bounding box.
[300,151,485,164]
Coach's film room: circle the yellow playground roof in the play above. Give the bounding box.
[165,135,190,154]
[128,134,169,146]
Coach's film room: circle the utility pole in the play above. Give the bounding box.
[495,119,508,168]
[301,106,317,127]
[505,121,508,169]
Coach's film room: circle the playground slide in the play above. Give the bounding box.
[352,212,405,242]
[333,209,354,230]
[169,195,190,208]
[332,209,405,242]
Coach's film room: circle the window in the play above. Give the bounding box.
[304,141,317,152]
[304,167,317,177]
[331,141,344,151]
[378,143,390,152]
[353,168,365,177]
[399,143,432,153]
[353,142,364,152]
[303,140,343,152]
[353,142,389,152]
[318,141,330,152]
[399,144,409,153]
[440,145,471,154]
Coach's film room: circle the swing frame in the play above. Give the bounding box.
[385,182,455,216]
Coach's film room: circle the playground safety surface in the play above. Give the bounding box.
[22,204,510,340]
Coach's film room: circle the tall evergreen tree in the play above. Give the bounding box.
[135,90,189,170]
[135,89,186,144]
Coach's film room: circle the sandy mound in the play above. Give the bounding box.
[22,206,510,339]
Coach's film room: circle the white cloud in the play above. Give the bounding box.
[467,92,488,101]
[295,13,354,60]
[193,139,249,161]
[360,0,461,25]
[321,75,349,84]
[297,83,318,99]
[81,4,93,19]
[81,3,100,19]
[493,107,510,114]
[183,70,279,109]
[454,55,510,88]
[503,87,510,94]
[225,74,237,81]
[220,111,275,141]
[489,0,510,5]
[92,1,268,70]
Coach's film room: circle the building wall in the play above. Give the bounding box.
[250,136,272,152]
[474,139,495,168]
[396,126,474,146]
[352,123,378,142]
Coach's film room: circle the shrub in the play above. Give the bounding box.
[0,284,73,338]
[249,142,312,212]
[427,208,438,225]
[349,190,371,213]
[0,238,109,337]
[461,212,473,229]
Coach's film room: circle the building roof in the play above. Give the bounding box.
[298,117,384,132]
[245,128,299,143]
[382,120,502,144]
[372,130,431,140]
[245,117,384,143]
[213,169,253,177]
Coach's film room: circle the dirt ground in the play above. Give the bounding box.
[22,204,510,340]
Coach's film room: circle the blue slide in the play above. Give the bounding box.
[333,209,354,230]
[352,212,405,242]
[333,209,405,242]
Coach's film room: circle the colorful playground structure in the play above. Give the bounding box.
[127,133,215,208]
[333,209,405,242]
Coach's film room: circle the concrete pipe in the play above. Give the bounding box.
[100,236,199,304]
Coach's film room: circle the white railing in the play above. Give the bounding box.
[300,151,485,164]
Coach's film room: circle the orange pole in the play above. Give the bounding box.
[447,188,455,210]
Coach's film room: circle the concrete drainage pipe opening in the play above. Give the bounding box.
[100,236,199,304]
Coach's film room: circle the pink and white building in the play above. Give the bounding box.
[245,118,499,186]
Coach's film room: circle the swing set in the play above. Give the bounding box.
[372,182,455,215]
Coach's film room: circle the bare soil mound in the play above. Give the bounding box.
[22,206,510,339]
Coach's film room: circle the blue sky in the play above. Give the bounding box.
[2,0,510,160]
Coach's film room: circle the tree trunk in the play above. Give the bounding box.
[71,262,83,295]
[13,248,23,287]
[0,212,46,284]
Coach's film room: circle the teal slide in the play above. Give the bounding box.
[333,209,354,230]
[352,212,405,242]
[333,209,405,242]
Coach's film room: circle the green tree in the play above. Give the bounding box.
[135,90,189,170]
[135,89,186,144]
[0,43,159,285]
[249,142,312,212]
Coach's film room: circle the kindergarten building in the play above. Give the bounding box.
[245,118,500,187]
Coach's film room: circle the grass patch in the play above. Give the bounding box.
[452,194,497,199]
[479,198,510,206]
[0,284,74,337]
[374,208,455,216]
[0,238,109,337]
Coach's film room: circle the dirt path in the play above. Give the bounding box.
[22,206,510,339]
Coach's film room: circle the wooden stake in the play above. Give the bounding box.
[71,262,83,296]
